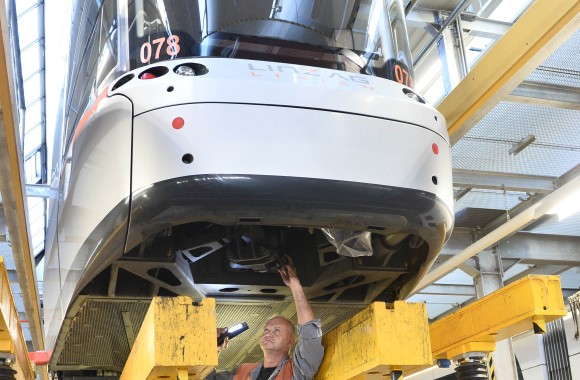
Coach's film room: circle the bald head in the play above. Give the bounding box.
[260,316,296,355]
[266,316,295,332]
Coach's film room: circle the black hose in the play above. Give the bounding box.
[454,361,488,380]
[0,363,17,380]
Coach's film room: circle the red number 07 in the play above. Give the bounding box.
[394,64,414,88]
[140,35,181,64]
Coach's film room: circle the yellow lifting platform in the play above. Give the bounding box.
[120,296,218,380]
[430,275,566,361]
[315,301,432,380]
[120,275,566,380]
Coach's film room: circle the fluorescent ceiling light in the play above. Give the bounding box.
[547,188,580,221]
[508,134,535,155]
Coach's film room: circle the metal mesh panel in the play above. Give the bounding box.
[462,102,580,146]
[58,299,150,370]
[525,68,579,89]
[542,30,580,71]
[455,189,527,213]
[452,102,580,177]
[525,29,580,87]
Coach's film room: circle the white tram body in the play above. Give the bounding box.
[44,0,454,374]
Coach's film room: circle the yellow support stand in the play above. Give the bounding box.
[0,257,35,380]
[120,296,218,380]
[315,275,566,379]
[430,275,567,360]
[119,275,565,379]
[315,301,432,380]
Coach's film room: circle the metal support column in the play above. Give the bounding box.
[438,16,468,95]
[475,249,517,380]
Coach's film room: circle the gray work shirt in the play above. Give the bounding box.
[206,318,324,380]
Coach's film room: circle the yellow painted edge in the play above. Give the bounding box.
[445,341,497,361]
[0,258,35,379]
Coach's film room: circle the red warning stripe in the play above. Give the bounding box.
[72,87,109,144]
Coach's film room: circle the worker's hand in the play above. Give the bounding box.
[217,327,229,352]
[278,258,301,288]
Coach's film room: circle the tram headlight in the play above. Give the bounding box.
[406,92,421,102]
[402,88,426,104]
[175,65,196,76]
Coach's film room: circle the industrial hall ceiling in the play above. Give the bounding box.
[0,0,578,373]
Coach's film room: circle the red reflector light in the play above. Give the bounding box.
[141,72,157,80]
[432,143,439,155]
[172,117,185,129]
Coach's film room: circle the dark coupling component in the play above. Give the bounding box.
[0,358,17,380]
[227,226,288,273]
[390,370,403,380]
[454,355,489,380]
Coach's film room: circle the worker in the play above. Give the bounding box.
[206,261,324,380]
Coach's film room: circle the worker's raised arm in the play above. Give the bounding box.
[279,261,324,379]
[278,262,314,325]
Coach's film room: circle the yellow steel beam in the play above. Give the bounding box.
[430,275,566,360]
[0,257,35,380]
[120,296,218,380]
[0,0,45,356]
[438,0,580,144]
[315,301,432,380]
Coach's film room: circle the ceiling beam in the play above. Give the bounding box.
[485,164,580,232]
[412,170,580,294]
[407,9,511,40]
[507,80,580,110]
[477,0,507,18]
[505,95,580,111]
[506,265,571,285]
[418,284,475,297]
[453,169,556,193]
[25,183,50,198]
[440,230,580,266]
[496,233,580,266]
[437,0,580,144]
[460,16,511,40]
[406,9,438,26]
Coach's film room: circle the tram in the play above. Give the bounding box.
[44,0,454,373]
